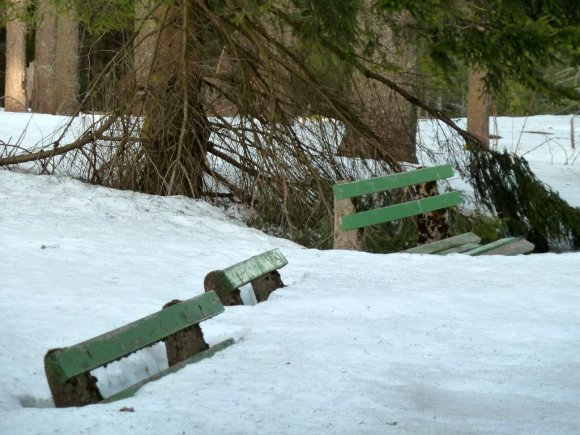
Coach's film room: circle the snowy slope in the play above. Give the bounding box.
[1,168,579,435]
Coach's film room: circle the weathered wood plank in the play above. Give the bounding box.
[102,338,235,403]
[340,191,462,231]
[332,164,455,200]
[207,249,288,293]
[45,292,224,384]
[465,237,534,256]
[463,237,516,256]
[403,232,481,254]
[434,243,481,255]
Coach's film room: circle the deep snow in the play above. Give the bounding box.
[0,113,579,434]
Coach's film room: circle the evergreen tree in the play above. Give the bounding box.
[2,0,580,249]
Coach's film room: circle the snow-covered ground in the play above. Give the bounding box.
[1,113,579,434]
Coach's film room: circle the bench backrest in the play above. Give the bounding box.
[333,164,462,231]
[45,291,224,385]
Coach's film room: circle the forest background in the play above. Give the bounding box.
[1,0,580,252]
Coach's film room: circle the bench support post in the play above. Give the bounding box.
[45,349,103,408]
[162,300,209,367]
[415,180,451,245]
[204,271,243,306]
[333,181,365,251]
[251,271,284,303]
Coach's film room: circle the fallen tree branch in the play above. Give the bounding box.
[0,112,121,166]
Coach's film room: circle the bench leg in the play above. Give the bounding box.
[204,271,243,306]
[251,271,285,303]
[162,300,209,366]
[415,180,451,245]
[45,349,103,408]
[333,189,366,251]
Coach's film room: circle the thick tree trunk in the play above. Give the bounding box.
[139,0,210,198]
[340,10,418,163]
[54,6,79,115]
[33,0,57,114]
[133,0,157,113]
[4,0,27,112]
[467,68,489,148]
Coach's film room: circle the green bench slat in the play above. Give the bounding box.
[101,338,235,403]
[464,237,534,256]
[213,248,288,293]
[403,232,481,254]
[45,291,224,384]
[333,164,455,200]
[340,191,462,231]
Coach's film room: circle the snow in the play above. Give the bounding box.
[1,112,579,434]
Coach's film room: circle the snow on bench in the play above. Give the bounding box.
[44,291,233,407]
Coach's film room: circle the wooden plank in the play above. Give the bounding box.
[45,291,225,384]
[465,237,534,256]
[213,248,288,292]
[102,338,235,403]
[463,237,517,256]
[333,164,455,200]
[434,243,481,255]
[403,232,481,254]
[340,191,462,231]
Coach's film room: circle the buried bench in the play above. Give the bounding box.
[44,291,234,407]
[333,164,534,255]
[333,164,462,250]
[403,232,535,256]
[204,248,288,306]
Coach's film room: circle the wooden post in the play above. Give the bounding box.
[251,271,284,303]
[333,181,366,251]
[44,349,103,408]
[415,180,451,245]
[204,271,243,306]
[162,300,209,367]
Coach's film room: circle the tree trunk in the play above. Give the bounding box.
[467,68,489,148]
[4,0,27,112]
[54,6,79,115]
[33,0,57,114]
[139,0,210,198]
[339,10,418,163]
[133,0,157,114]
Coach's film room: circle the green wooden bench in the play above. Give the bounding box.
[333,165,535,255]
[333,164,461,235]
[44,291,234,407]
[403,231,535,255]
[204,248,288,305]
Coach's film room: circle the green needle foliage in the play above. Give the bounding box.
[376,0,580,100]
[469,150,580,251]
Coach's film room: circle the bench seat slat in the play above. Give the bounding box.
[340,191,462,231]
[434,243,481,255]
[101,338,235,403]
[464,237,534,256]
[333,164,455,200]
[215,248,288,292]
[403,232,481,254]
[45,291,224,384]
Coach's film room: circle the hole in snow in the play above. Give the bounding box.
[18,395,54,408]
